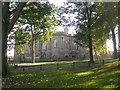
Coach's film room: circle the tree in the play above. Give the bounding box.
[57,2,105,62]
[93,2,118,59]
[118,25,120,60]
[102,2,118,59]
[75,2,118,60]
[74,2,102,63]
[56,2,76,27]
[118,2,120,60]
[0,1,2,76]
[14,2,57,63]
[2,2,27,76]
[8,26,29,62]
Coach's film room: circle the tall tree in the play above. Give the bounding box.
[118,25,120,60]
[104,2,118,59]
[95,2,118,59]
[100,2,118,59]
[2,2,27,76]
[75,2,118,60]
[0,1,2,77]
[74,2,100,63]
[15,2,57,63]
[57,2,107,62]
[118,2,120,60]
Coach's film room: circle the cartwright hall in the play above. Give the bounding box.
[14,27,88,61]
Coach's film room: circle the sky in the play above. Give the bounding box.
[48,0,67,7]
[7,0,118,56]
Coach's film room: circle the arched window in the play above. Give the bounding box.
[65,40,68,48]
[53,39,57,47]
[72,42,77,49]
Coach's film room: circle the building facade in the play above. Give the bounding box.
[15,27,88,61]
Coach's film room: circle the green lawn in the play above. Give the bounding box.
[8,58,115,66]
[9,59,89,65]
[3,59,120,88]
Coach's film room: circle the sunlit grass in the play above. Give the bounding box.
[3,59,119,88]
[9,58,118,67]
[76,71,94,76]
[9,59,90,66]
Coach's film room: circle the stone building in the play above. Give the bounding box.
[15,27,88,61]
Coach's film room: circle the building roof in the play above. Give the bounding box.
[53,31,72,37]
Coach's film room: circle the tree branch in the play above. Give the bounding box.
[8,2,27,35]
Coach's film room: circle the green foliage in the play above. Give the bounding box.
[93,2,118,34]
[13,2,58,57]
[36,15,57,44]
[14,29,25,55]
[74,2,118,56]
[92,2,118,56]
[9,27,29,55]
[57,2,112,61]
[15,44,25,56]
[19,2,57,42]
[20,2,55,24]
[91,27,108,55]
[14,28,28,45]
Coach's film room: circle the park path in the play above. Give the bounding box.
[16,62,103,71]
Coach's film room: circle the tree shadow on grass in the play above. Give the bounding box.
[2,60,119,88]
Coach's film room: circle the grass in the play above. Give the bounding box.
[9,59,89,65]
[9,58,114,66]
[3,59,120,88]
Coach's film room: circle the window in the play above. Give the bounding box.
[72,42,77,49]
[72,42,76,46]
[62,38,64,48]
[42,43,46,49]
[66,41,68,44]
[53,39,57,48]
[65,40,68,48]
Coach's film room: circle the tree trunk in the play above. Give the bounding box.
[118,25,120,60]
[8,2,27,34]
[2,28,10,76]
[111,28,117,59]
[0,1,2,76]
[31,37,35,63]
[30,25,35,63]
[88,35,94,63]
[2,2,10,76]
[2,2,27,76]
[85,3,94,63]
